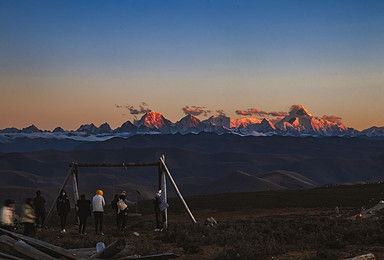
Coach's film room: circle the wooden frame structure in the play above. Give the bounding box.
[43,155,197,227]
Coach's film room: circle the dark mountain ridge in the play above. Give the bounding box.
[1,134,384,206]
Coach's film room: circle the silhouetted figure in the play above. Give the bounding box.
[33,190,46,227]
[111,194,119,229]
[21,198,36,236]
[76,194,91,235]
[0,199,15,231]
[153,190,168,231]
[92,190,105,235]
[56,189,70,233]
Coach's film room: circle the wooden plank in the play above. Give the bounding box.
[127,213,142,217]
[44,164,75,226]
[160,157,197,224]
[345,253,376,260]
[113,245,131,258]
[0,235,30,259]
[0,251,26,260]
[0,228,79,260]
[0,234,18,245]
[68,247,96,258]
[91,239,126,259]
[117,253,179,259]
[72,162,159,167]
[14,240,56,260]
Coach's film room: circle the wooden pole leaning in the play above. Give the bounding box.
[159,157,197,224]
[72,163,80,224]
[43,163,75,227]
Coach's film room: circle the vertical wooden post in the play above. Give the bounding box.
[159,155,168,229]
[162,168,168,229]
[43,164,75,226]
[157,160,163,191]
[72,162,80,224]
[72,163,80,204]
[159,157,197,224]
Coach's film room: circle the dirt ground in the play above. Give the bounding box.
[30,206,384,259]
[23,184,384,259]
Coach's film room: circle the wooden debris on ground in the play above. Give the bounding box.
[345,253,376,260]
[91,238,126,259]
[204,217,217,228]
[0,228,178,260]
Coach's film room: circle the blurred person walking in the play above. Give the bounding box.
[21,198,36,236]
[33,190,46,228]
[57,189,70,233]
[76,194,91,235]
[92,190,105,235]
[0,199,16,231]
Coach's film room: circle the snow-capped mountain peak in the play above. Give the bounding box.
[202,114,232,128]
[134,111,173,131]
[1,104,375,138]
[232,117,262,128]
[275,105,348,135]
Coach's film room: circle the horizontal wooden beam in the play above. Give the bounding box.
[69,162,160,168]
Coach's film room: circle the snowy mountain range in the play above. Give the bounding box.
[0,105,383,139]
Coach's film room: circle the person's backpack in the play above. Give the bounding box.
[117,199,127,212]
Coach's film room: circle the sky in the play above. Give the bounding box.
[0,0,383,131]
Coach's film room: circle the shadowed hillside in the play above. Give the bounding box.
[0,134,384,206]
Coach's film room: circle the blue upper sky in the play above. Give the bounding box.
[0,0,383,130]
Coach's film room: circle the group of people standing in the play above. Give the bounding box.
[57,189,138,235]
[0,190,46,236]
[1,188,169,236]
[57,189,106,235]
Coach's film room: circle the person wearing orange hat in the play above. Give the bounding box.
[92,190,105,235]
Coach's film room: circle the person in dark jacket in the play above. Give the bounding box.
[56,189,70,233]
[33,190,46,227]
[153,190,168,231]
[76,194,91,235]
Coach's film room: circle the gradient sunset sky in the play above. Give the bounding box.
[0,0,383,131]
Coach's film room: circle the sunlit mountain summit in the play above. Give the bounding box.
[0,105,382,139]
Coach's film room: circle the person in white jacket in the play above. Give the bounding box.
[92,190,105,235]
[0,199,15,230]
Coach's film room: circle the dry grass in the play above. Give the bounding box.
[22,183,384,259]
